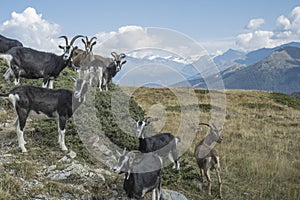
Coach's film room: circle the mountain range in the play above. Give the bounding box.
[114,42,300,94]
[176,42,300,94]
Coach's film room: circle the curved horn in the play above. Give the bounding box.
[144,117,151,123]
[82,36,88,46]
[211,123,218,130]
[120,53,126,59]
[199,123,213,129]
[59,36,69,45]
[111,52,117,58]
[70,35,84,46]
[90,36,97,42]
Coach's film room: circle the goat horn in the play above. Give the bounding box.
[199,123,213,129]
[59,36,69,45]
[82,36,88,45]
[211,123,218,130]
[70,35,84,46]
[144,117,151,122]
[127,150,140,158]
[111,52,117,58]
[120,53,126,59]
[90,36,97,42]
[122,147,127,155]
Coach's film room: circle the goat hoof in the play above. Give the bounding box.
[61,147,68,151]
[21,149,28,153]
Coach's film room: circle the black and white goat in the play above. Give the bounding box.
[113,149,163,200]
[90,52,126,91]
[0,78,88,153]
[0,34,23,53]
[134,118,180,170]
[0,35,83,88]
[195,123,223,198]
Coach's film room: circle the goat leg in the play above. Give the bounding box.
[204,169,212,196]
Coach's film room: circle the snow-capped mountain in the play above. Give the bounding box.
[176,42,300,94]
[113,53,206,86]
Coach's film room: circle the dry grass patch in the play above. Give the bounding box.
[125,86,300,199]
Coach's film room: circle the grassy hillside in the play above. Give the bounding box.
[0,60,300,199]
[126,87,300,200]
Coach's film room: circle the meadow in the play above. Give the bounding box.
[0,60,299,199]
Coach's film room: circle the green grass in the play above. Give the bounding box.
[270,92,300,110]
[239,102,284,111]
[1,59,300,199]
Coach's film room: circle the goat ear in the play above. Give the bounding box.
[91,41,97,47]
[121,60,127,65]
[81,38,86,45]
[58,45,64,49]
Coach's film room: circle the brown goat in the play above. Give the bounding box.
[195,123,223,198]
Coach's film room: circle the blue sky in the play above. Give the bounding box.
[1,0,300,55]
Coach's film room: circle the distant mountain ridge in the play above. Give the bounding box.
[115,41,300,94]
[222,46,300,94]
[184,43,300,94]
[213,42,300,71]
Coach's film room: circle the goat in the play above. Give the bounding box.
[134,118,180,170]
[72,36,98,86]
[101,53,127,91]
[0,35,23,79]
[0,77,88,153]
[88,52,126,91]
[0,34,23,53]
[113,148,163,200]
[0,35,83,88]
[71,36,97,70]
[195,123,223,198]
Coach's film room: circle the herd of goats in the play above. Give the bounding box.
[0,34,223,199]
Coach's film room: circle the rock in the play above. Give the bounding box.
[46,161,105,182]
[58,156,70,163]
[33,194,49,200]
[58,151,77,163]
[68,150,77,159]
[161,189,188,200]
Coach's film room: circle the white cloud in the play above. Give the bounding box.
[236,6,300,51]
[246,18,265,30]
[93,26,206,60]
[0,7,63,53]
[276,15,291,31]
[236,31,276,50]
[290,6,300,34]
